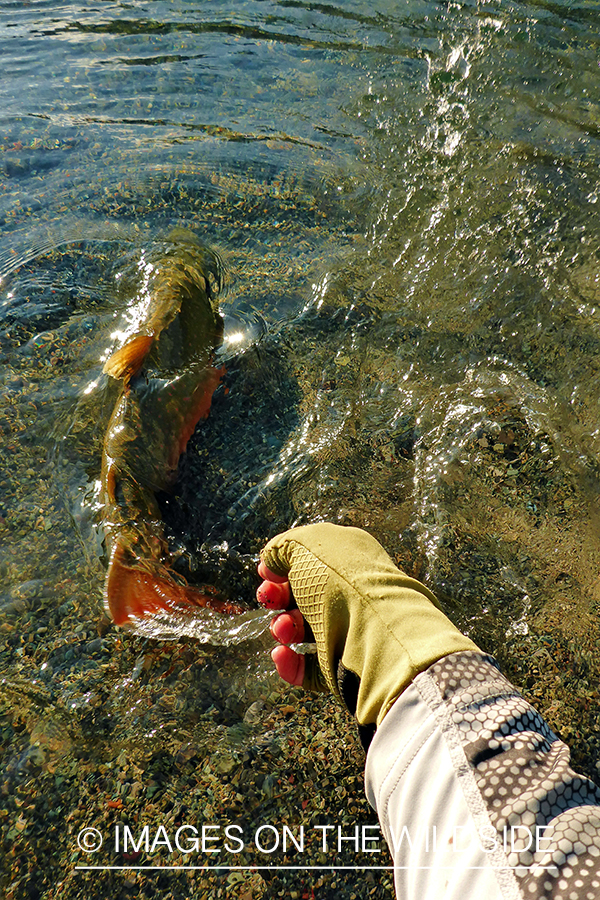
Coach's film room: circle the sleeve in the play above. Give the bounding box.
[365,650,600,900]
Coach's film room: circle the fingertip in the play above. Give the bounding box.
[271,645,305,686]
[256,579,291,610]
[257,560,289,584]
[270,609,305,644]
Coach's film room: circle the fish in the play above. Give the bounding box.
[100,230,243,629]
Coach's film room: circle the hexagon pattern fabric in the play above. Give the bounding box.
[428,652,600,899]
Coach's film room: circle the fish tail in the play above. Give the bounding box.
[105,540,242,627]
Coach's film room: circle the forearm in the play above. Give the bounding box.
[366,651,600,899]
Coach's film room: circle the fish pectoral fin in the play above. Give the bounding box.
[104,541,242,627]
[103,334,154,382]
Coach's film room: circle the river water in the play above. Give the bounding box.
[1,1,599,898]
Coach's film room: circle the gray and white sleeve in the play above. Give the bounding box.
[365,651,600,900]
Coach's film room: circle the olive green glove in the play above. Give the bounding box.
[261,523,480,741]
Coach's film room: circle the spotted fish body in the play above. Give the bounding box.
[101,232,241,628]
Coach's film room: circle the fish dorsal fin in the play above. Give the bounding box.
[103,334,154,382]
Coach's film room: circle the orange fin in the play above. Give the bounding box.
[175,365,226,459]
[103,334,154,382]
[105,541,243,627]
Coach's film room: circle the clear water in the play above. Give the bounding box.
[1,0,600,896]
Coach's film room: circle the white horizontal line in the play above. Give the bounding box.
[75,865,561,872]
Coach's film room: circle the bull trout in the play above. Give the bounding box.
[101,231,242,628]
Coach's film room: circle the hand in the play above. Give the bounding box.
[255,524,479,736]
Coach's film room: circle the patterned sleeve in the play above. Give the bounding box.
[365,651,600,900]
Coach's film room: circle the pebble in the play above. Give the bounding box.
[243,700,264,724]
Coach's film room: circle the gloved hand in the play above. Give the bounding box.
[257,524,480,743]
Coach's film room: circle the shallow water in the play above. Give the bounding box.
[1,1,600,898]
